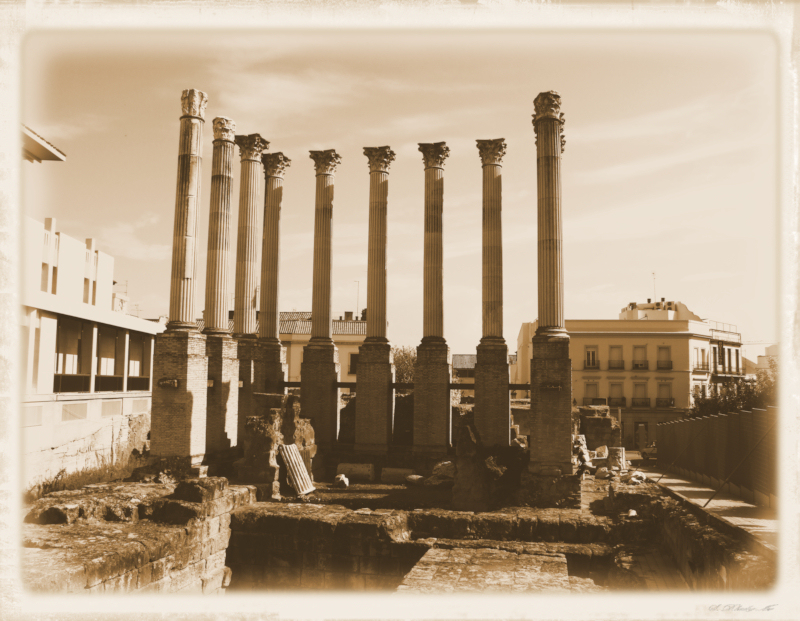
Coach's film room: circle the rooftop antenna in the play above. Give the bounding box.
[354,280,360,317]
[652,272,656,302]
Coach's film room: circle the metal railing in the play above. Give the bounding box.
[656,397,675,408]
[693,363,709,371]
[608,360,625,370]
[583,397,607,406]
[608,397,626,407]
[657,360,673,370]
[631,397,650,407]
[632,360,649,370]
[583,361,599,370]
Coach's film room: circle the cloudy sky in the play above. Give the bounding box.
[22,29,778,358]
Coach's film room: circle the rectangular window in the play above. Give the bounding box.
[632,383,648,407]
[92,280,97,306]
[633,346,647,369]
[83,278,91,303]
[657,346,672,370]
[349,353,359,375]
[585,347,598,369]
[608,346,624,370]
[583,382,599,405]
[51,266,58,294]
[735,350,740,373]
[656,383,673,407]
[609,383,624,407]
[40,263,48,292]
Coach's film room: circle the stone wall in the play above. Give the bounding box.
[579,407,621,452]
[22,477,255,594]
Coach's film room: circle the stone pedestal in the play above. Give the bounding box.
[255,339,288,396]
[528,336,573,475]
[413,339,452,455]
[151,330,208,464]
[300,341,341,450]
[355,341,395,453]
[236,336,259,441]
[205,334,239,454]
[474,337,510,448]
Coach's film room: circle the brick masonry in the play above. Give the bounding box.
[151,330,209,462]
[254,339,288,396]
[235,336,259,442]
[301,341,341,456]
[528,336,573,475]
[474,339,510,448]
[205,334,239,454]
[413,340,452,454]
[355,341,395,453]
[22,478,256,595]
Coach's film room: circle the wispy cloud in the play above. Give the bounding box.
[95,215,170,262]
[680,271,737,282]
[32,112,112,142]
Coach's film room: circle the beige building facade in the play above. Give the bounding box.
[21,215,165,487]
[514,300,744,449]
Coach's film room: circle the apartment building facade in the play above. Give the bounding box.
[514,300,744,449]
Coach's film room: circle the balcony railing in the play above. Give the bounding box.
[582,397,607,406]
[608,360,625,370]
[95,375,124,392]
[608,397,626,407]
[656,397,675,408]
[656,360,673,370]
[693,363,709,371]
[127,376,150,391]
[631,397,650,407]
[713,366,742,376]
[583,361,599,370]
[53,374,90,393]
[632,360,649,370]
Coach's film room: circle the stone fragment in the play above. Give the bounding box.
[595,467,610,479]
[336,463,375,482]
[424,461,456,487]
[594,445,608,460]
[405,475,424,486]
[333,474,349,489]
[381,468,415,484]
[607,447,626,471]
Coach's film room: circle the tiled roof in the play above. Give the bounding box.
[452,354,477,370]
[198,313,366,336]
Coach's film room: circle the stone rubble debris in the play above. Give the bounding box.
[620,471,647,485]
[405,475,424,486]
[423,461,455,487]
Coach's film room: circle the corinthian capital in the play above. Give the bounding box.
[212,117,236,142]
[181,89,208,119]
[363,146,396,173]
[262,152,292,179]
[476,139,507,166]
[418,142,450,169]
[309,149,342,175]
[532,91,566,154]
[235,134,269,161]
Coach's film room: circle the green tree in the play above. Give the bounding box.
[689,357,777,417]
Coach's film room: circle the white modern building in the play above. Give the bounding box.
[514,300,745,449]
[21,215,165,487]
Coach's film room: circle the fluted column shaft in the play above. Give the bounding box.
[479,147,504,338]
[233,134,268,336]
[168,89,207,329]
[204,118,236,334]
[259,153,291,342]
[309,150,341,341]
[534,101,566,335]
[367,172,388,338]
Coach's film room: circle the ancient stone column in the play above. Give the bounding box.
[254,152,291,399]
[355,147,396,453]
[302,150,343,473]
[151,89,209,467]
[474,138,511,448]
[529,91,573,475]
[414,142,453,455]
[233,133,268,433]
[204,117,239,455]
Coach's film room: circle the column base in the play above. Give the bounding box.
[150,329,208,462]
[255,338,288,396]
[413,339,451,454]
[236,336,259,442]
[205,333,239,454]
[354,341,395,451]
[474,337,510,448]
[528,334,573,475]
[301,340,341,449]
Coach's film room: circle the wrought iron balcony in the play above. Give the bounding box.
[608,397,626,407]
[608,360,625,370]
[631,397,650,407]
[693,363,709,371]
[632,360,649,370]
[657,360,673,370]
[656,397,675,408]
[583,361,599,370]
[583,397,607,406]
